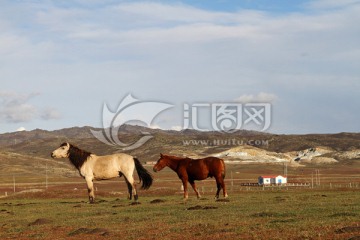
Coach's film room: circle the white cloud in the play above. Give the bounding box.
[16,127,26,132]
[171,125,183,131]
[41,108,61,120]
[307,0,360,9]
[0,92,39,123]
[149,124,161,129]
[0,91,61,123]
[113,1,272,28]
[234,93,278,103]
[3,104,37,123]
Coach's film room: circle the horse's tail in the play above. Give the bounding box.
[133,158,153,190]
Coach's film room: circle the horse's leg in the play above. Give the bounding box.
[214,175,224,199]
[85,177,95,203]
[124,177,133,200]
[189,180,201,199]
[124,173,138,201]
[214,175,228,199]
[215,181,221,199]
[181,178,189,200]
[220,178,228,198]
[219,161,228,198]
[120,171,133,200]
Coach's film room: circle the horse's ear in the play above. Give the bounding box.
[160,153,163,157]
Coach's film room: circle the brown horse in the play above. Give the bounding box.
[153,154,228,200]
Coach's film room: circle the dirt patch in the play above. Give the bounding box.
[348,236,360,240]
[216,199,230,202]
[59,201,81,204]
[251,211,295,218]
[251,212,277,218]
[112,204,125,208]
[313,194,327,197]
[129,202,141,206]
[274,196,289,202]
[68,228,91,236]
[203,206,218,210]
[270,219,296,223]
[335,226,360,234]
[150,199,165,204]
[15,202,37,206]
[0,209,13,215]
[88,228,110,236]
[187,205,203,210]
[251,212,275,217]
[330,212,357,217]
[68,227,109,236]
[28,218,53,226]
[187,205,218,210]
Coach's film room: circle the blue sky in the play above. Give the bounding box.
[0,0,359,134]
[179,0,308,12]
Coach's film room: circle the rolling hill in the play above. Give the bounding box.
[0,125,359,179]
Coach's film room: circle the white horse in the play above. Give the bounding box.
[51,142,153,203]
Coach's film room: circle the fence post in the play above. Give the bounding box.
[46,164,48,189]
[13,175,16,193]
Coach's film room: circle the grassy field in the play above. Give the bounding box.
[1,128,359,239]
[1,163,359,239]
[0,189,359,240]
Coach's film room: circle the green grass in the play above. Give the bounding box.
[0,189,359,239]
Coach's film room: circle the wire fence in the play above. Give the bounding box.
[1,173,359,199]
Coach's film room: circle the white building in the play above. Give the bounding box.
[258,175,287,185]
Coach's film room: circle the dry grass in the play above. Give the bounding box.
[0,188,359,239]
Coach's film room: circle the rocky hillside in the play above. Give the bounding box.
[0,125,359,176]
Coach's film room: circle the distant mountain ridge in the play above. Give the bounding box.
[0,125,268,146]
[0,125,359,160]
[0,126,97,146]
[0,125,359,180]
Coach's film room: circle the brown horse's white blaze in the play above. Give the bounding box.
[153,154,228,200]
[51,142,153,203]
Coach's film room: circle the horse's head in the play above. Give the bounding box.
[51,142,70,158]
[153,153,168,172]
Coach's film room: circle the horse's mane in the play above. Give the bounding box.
[62,143,92,169]
[162,154,191,161]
